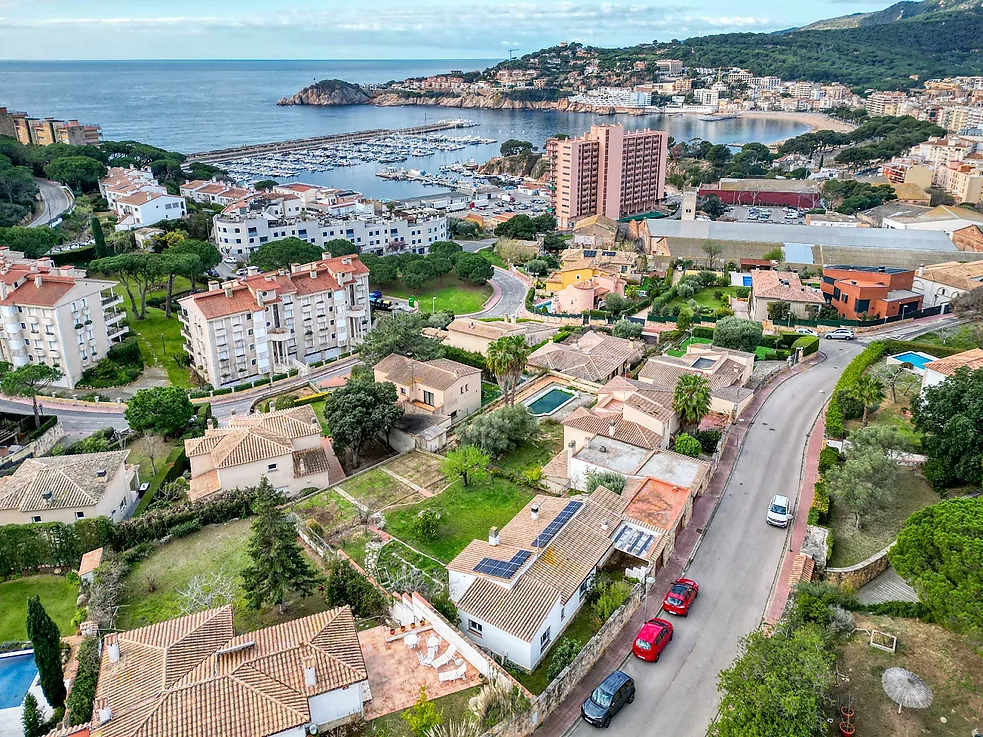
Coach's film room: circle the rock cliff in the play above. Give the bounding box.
[276,79,372,106]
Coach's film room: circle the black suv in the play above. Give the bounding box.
[580,670,635,728]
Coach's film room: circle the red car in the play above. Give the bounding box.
[662,578,700,616]
[632,617,674,662]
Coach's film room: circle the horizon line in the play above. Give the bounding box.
[0,57,502,63]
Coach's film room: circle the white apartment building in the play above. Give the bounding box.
[212,193,447,258]
[912,136,981,167]
[179,255,370,387]
[179,180,253,206]
[100,166,188,231]
[569,87,652,108]
[865,91,908,117]
[693,88,720,107]
[0,252,126,388]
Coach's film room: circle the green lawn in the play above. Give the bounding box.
[828,469,941,568]
[363,686,481,737]
[508,602,600,694]
[293,489,360,539]
[125,434,179,486]
[375,273,491,315]
[385,476,536,562]
[0,575,78,641]
[116,519,330,634]
[375,540,448,591]
[666,336,712,357]
[123,302,193,387]
[340,469,419,511]
[481,381,502,406]
[666,286,741,311]
[338,531,373,568]
[477,247,507,269]
[912,323,982,352]
[495,421,564,473]
[844,402,923,447]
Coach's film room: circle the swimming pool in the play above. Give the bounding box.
[888,351,935,373]
[526,387,577,416]
[0,652,37,709]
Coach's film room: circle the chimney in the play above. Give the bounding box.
[108,639,120,663]
[208,280,220,291]
[531,504,540,521]
[224,286,233,299]
[304,665,317,688]
[310,269,318,279]
[609,418,617,435]
[917,264,925,277]
[488,527,500,546]
[0,282,6,301]
[34,275,42,288]
[256,291,264,307]
[247,266,260,276]
[600,520,610,532]
[98,707,112,724]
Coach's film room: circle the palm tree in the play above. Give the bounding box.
[487,334,530,406]
[672,374,712,433]
[851,375,885,426]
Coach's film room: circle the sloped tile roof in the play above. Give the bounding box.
[0,451,128,513]
[374,353,480,391]
[447,318,524,340]
[751,270,825,304]
[228,405,322,440]
[562,407,663,450]
[924,348,983,376]
[527,331,640,382]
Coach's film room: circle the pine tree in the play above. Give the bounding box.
[91,217,108,259]
[242,479,321,612]
[22,693,45,737]
[26,596,66,708]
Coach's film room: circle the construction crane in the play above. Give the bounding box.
[508,48,520,61]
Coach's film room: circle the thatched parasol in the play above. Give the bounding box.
[882,667,933,714]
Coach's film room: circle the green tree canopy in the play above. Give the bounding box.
[1,363,63,427]
[324,238,358,257]
[673,374,712,432]
[0,225,61,258]
[441,444,490,487]
[913,366,983,489]
[712,316,763,354]
[890,496,983,636]
[249,237,323,272]
[612,318,643,339]
[486,334,530,407]
[124,386,195,437]
[43,156,107,191]
[357,311,444,366]
[242,479,321,612]
[26,595,66,708]
[90,252,166,318]
[455,252,494,285]
[457,405,538,457]
[322,376,403,464]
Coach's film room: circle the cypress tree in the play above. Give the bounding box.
[91,217,108,259]
[22,693,44,737]
[242,479,321,613]
[26,595,66,708]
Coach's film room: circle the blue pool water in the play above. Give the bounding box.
[892,352,933,370]
[0,653,38,709]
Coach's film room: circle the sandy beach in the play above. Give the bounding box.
[734,110,857,141]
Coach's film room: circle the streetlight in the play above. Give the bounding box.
[641,575,658,621]
[432,295,436,314]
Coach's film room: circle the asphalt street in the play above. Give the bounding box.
[564,338,863,737]
[0,398,129,434]
[481,266,529,317]
[29,178,72,227]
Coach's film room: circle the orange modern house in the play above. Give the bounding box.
[820,265,923,320]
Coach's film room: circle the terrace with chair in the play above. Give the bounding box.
[357,622,483,719]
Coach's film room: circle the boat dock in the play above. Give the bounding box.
[186,119,479,164]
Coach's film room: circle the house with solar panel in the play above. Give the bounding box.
[446,487,667,671]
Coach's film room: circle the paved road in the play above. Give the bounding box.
[29,178,72,227]
[0,398,128,434]
[564,338,862,737]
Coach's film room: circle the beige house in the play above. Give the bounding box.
[750,269,825,321]
[0,450,137,525]
[527,331,642,383]
[0,253,126,388]
[179,255,370,387]
[638,344,755,416]
[92,606,370,737]
[185,406,342,500]
[443,317,557,355]
[912,260,983,308]
[375,354,481,420]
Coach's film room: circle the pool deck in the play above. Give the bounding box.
[524,385,579,417]
[0,650,52,737]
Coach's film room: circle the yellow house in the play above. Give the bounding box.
[544,260,605,291]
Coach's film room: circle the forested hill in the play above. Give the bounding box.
[666,8,983,89]
[799,0,983,30]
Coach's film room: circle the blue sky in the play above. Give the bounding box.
[0,0,893,60]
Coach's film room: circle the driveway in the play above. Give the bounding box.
[29,178,72,227]
[561,339,862,737]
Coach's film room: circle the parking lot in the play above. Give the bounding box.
[467,191,550,219]
[724,205,808,225]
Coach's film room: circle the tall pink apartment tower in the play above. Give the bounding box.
[546,124,668,229]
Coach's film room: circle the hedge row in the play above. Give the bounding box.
[793,335,820,357]
[133,445,189,517]
[825,339,962,438]
[0,517,114,577]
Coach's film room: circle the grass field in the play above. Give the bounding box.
[340,469,420,511]
[363,686,481,737]
[828,469,940,568]
[117,519,330,634]
[494,421,564,474]
[666,286,741,312]
[912,323,982,352]
[385,476,535,562]
[666,336,712,357]
[834,615,983,737]
[293,489,360,539]
[0,575,78,641]
[376,272,491,315]
[477,247,507,269]
[123,303,193,387]
[125,434,179,486]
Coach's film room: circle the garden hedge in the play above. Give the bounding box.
[0,517,114,577]
[792,335,820,356]
[133,446,189,517]
[692,326,714,339]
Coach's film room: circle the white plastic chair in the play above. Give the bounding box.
[438,662,467,682]
[431,644,457,670]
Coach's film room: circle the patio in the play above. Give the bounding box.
[358,625,484,720]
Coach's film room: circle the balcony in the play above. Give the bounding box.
[101,294,123,308]
[266,328,291,342]
[106,311,125,326]
[108,326,128,342]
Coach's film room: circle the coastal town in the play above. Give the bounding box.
[2,5,983,737]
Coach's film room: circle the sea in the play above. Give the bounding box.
[0,60,811,199]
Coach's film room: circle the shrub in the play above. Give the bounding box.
[416,509,441,540]
[692,429,722,454]
[713,316,763,354]
[817,446,841,474]
[692,326,714,339]
[593,579,633,622]
[66,636,99,725]
[326,558,389,617]
[167,519,202,538]
[848,600,932,619]
[547,638,581,682]
[432,596,458,623]
[457,405,537,457]
[612,318,643,339]
[584,469,626,495]
[107,337,143,367]
[792,335,820,356]
[807,479,831,526]
[674,433,702,457]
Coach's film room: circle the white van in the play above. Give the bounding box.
[767,494,793,527]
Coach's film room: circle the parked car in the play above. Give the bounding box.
[581,671,636,727]
[369,290,383,299]
[824,328,856,340]
[794,327,820,337]
[222,257,237,265]
[632,618,674,661]
[662,578,700,616]
[235,268,248,276]
[766,494,793,528]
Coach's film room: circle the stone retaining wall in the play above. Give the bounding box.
[824,542,894,589]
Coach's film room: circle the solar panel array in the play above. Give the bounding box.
[583,250,598,258]
[473,550,531,579]
[532,500,584,548]
[612,523,656,559]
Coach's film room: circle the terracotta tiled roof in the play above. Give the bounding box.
[456,576,559,642]
[918,260,983,292]
[447,318,524,340]
[228,405,322,439]
[0,451,128,513]
[924,348,983,376]
[93,607,367,737]
[623,478,691,533]
[528,331,640,382]
[788,553,815,589]
[374,353,480,391]
[0,274,76,307]
[293,447,332,478]
[751,270,824,304]
[188,469,221,501]
[209,427,294,468]
[562,407,663,450]
[78,548,104,578]
[541,449,568,480]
